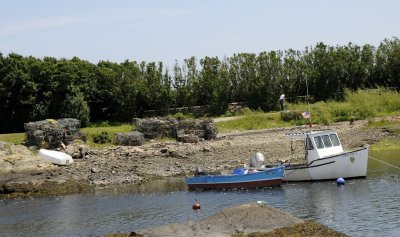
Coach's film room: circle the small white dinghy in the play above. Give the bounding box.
[38,149,74,165]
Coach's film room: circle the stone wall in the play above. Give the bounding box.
[114,131,145,146]
[132,117,217,143]
[143,102,246,117]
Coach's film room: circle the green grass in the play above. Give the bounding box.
[368,118,400,152]
[370,138,400,151]
[287,88,400,125]
[217,89,400,132]
[2,89,400,146]
[81,123,132,147]
[0,124,134,148]
[0,133,25,144]
[368,119,400,135]
[216,111,290,133]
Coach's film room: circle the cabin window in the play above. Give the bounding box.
[306,137,314,150]
[314,136,324,149]
[329,134,340,146]
[321,135,332,147]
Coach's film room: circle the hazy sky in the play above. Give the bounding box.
[1,0,399,68]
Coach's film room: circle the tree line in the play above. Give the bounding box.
[1,37,399,133]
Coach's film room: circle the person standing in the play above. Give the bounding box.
[279,94,285,111]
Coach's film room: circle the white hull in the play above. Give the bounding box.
[38,149,74,166]
[284,146,369,181]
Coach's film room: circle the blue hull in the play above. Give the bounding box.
[186,165,285,190]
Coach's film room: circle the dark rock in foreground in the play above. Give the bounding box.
[137,202,304,237]
[107,202,347,237]
[236,221,349,237]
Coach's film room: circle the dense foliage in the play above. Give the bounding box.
[1,37,400,133]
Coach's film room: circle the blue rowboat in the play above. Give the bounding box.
[186,165,285,190]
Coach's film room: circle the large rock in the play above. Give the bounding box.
[114,131,145,146]
[133,117,217,143]
[133,117,178,139]
[24,118,85,149]
[0,143,55,175]
[136,202,304,237]
[64,142,88,159]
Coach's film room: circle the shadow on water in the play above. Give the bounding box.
[92,177,188,196]
[0,149,399,237]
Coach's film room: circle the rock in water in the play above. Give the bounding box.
[137,202,304,237]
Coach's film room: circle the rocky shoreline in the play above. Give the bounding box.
[0,118,394,198]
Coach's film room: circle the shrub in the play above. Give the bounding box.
[234,107,254,116]
[93,131,112,144]
[281,111,303,122]
[168,112,194,120]
[310,101,333,125]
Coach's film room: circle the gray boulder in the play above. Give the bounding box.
[114,131,145,146]
[133,117,178,139]
[24,118,85,149]
[65,143,88,159]
[137,202,304,237]
[133,117,217,143]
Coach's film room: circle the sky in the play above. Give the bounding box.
[1,0,400,68]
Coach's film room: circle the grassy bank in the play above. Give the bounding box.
[217,110,289,133]
[0,124,133,148]
[368,118,400,151]
[0,133,25,145]
[1,89,400,145]
[81,123,132,147]
[218,89,400,133]
[288,89,400,124]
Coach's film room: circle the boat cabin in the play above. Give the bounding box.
[285,130,344,163]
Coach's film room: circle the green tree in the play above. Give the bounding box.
[374,37,400,89]
[0,53,37,132]
[257,51,284,111]
[60,85,90,126]
[91,61,121,121]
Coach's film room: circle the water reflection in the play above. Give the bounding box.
[0,149,399,236]
[93,178,187,196]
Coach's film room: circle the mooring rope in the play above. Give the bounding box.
[369,155,400,170]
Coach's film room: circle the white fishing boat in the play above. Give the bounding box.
[38,149,74,165]
[282,130,369,181]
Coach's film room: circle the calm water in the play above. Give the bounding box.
[0,149,399,237]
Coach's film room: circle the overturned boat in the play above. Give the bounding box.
[282,130,369,181]
[38,149,74,165]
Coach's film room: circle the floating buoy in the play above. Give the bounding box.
[336,177,345,185]
[192,199,201,210]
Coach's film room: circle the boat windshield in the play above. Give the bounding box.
[329,134,340,146]
[321,135,332,147]
[314,136,324,149]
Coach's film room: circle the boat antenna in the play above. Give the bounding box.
[305,74,312,130]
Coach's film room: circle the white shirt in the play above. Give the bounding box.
[279,94,285,100]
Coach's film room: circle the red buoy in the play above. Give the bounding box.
[192,199,201,210]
